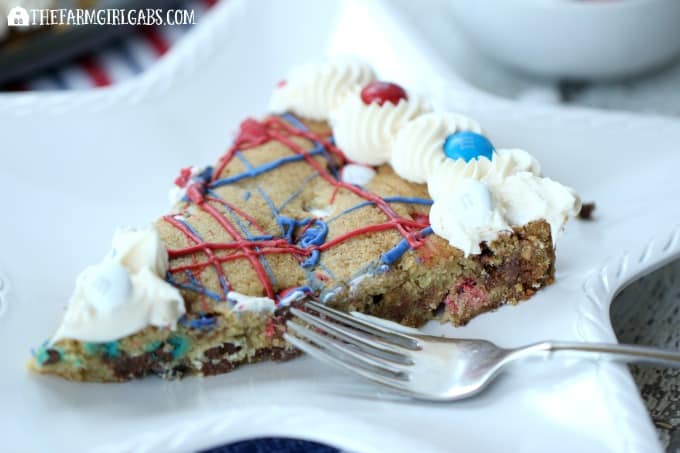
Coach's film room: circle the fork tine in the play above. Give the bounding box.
[283,333,411,392]
[305,300,421,350]
[287,321,409,377]
[290,308,413,365]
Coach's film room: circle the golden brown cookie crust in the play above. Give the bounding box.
[31,114,555,382]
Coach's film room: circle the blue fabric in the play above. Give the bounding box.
[201,437,341,453]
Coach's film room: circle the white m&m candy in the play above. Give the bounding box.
[79,261,132,314]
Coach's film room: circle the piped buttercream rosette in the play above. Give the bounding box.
[391,112,485,184]
[269,57,376,121]
[267,59,580,256]
[268,59,431,167]
[330,81,430,166]
[385,109,580,254]
[51,227,185,343]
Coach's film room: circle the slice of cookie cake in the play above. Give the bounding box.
[30,58,580,382]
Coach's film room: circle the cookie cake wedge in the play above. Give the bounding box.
[30,58,580,382]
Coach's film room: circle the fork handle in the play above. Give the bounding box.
[518,341,680,368]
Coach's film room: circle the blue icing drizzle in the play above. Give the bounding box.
[381,227,434,265]
[278,172,318,212]
[279,113,340,179]
[166,270,222,302]
[250,234,274,241]
[180,313,217,330]
[196,166,214,182]
[318,263,336,280]
[258,253,278,287]
[218,275,229,293]
[214,192,278,286]
[235,151,256,171]
[174,217,202,242]
[280,112,308,131]
[209,147,326,189]
[327,197,432,224]
[260,187,330,269]
[259,187,316,243]
[178,166,214,203]
[302,268,326,291]
[381,241,411,266]
[298,219,329,268]
[166,114,438,307]
[282,217,305,243]
[168,219,230,298]
[383,196,433,206]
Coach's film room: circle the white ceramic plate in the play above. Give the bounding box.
[1,1,678,451]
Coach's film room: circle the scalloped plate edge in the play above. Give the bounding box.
[576,225,680,453]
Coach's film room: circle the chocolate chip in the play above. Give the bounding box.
[201,347,300,376]
[204,342,242,359]
[268,347,300,362]
[110,353,154,379]
[43,349,61,365]
[201,360,234,376]
[578,202,596,220]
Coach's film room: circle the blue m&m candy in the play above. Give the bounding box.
[443,131,495,162]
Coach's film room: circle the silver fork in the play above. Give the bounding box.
[284,300,680,401]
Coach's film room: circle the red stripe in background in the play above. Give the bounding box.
[202,0,218,7]
[80,56,112,87]
[142,27,170,56]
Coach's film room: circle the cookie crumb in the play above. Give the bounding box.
[578,202,596,220]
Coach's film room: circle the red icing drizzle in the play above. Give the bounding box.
[174,167,193,188]
[164,116,430,302]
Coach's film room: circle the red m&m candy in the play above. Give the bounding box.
[360,81,408,106]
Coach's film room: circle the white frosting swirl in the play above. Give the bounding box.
[426,139,577,255]
[494,172,581,242]
[391,112,484,183]
[330,91,430,166]
[484,148,541,185]
[427,148,541,201]
[269,58,375,121]
[51,227,185,343]
[429,167,580,255]
[430,179,510,255]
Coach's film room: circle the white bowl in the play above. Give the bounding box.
[448,0,680,80]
